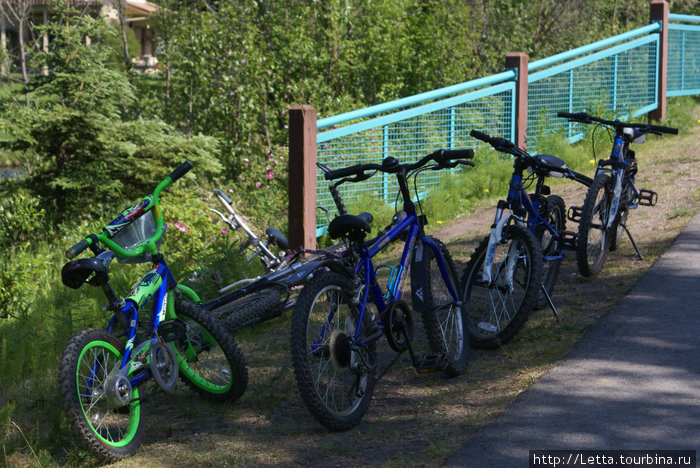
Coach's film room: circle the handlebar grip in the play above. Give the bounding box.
[648,124,679,135]
[470,129,492,143]
[436,148,475,162]
[557,111,590,122]
[214,189,232,204]
[66,238,91,259]
[324,164,368,181]
[470,130,515,150]
[169,160,193,182]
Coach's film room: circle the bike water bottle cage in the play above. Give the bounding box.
[328,212,373,241]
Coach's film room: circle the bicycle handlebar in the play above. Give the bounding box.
[65,162,192,259]
[556,111,678,135]
[323,148,474,181]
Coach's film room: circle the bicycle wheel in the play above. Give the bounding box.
[577,174,613,277]
[59,328,144,462]
[460,225,543,349]
[211,287,284,333]
[172,299,248,402]
[533,195,566,309]
[420,238,469,377]
[290,271,376,431]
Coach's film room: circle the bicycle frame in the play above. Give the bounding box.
[104,257,200,386]
[344,210,458,346]
[594,132,635,230]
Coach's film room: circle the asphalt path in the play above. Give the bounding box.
[445,210,700,467]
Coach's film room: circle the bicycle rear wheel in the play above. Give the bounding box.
[59,328,144,462]
[460,225,543,349]
[172,300,248,402]
[577,174,613,277]
[290,271,376,431]
[420,238,469,377]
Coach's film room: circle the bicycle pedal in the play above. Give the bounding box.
[560,231,579,250]
[157,318,187,343]
[567,206,582,223]
[415,353,446,374]
[636,189,658,206]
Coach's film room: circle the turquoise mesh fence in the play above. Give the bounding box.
[315,85,514,236]
[527,36,658,151]
[314,17,700,237]
[669,24,700,97]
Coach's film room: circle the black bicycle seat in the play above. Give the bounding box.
[328,212,373,240]
[265,227,289,250]
[535,154,568,177]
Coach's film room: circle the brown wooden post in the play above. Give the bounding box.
[649,0,669,122]
[288,105,317,251]
[505,52,529,150]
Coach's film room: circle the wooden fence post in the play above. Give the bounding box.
[505,52,529,150]
[649,0,669,122]
[288,105,317,251]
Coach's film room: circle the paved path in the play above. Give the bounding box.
[445,210,700,467]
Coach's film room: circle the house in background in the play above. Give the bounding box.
[0,0,159,74]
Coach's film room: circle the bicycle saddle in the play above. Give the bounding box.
[328,212,373,240]
[534,154,567,178]
[265,227,289,250]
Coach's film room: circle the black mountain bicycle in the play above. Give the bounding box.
[290,149,474,430]
[557,112,678,276]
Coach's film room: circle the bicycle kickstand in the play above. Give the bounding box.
[621,223,643,260]
[541,283,560,322]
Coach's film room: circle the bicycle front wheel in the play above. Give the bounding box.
[461,225,543,349]
[533,194,566,309]
[59,328,144,462]
[211,287,284,333]
[420,238,469,377]
[290,271,376,431]
[173,300,248,402]
[577,174,613,277]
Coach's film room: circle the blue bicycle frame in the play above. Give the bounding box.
[349,210,459,345]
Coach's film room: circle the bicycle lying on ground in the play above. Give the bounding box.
[59,162,248,462]
[203,187,350,333]
[557,112,679,276]
[290,148,474,430]
[463,130,593,349]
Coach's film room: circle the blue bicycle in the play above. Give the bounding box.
[58,162,248,461]
[290,149,473,430]
[463,130,593,349]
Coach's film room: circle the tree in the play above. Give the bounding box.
[0,0,221,223]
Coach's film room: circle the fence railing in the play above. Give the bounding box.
[668,14,700,97]
[287,2,699,250]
